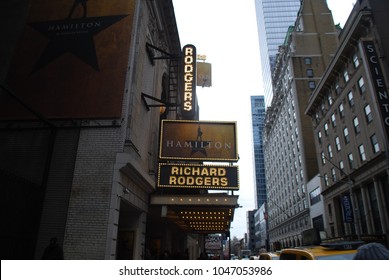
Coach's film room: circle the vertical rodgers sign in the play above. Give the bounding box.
[182,44,197,119]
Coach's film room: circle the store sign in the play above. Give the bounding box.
[159,120,238,161]
[158,163,239,190]
[361,40,389,139]
[182,44,196,119]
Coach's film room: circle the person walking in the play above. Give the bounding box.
[42,237,64,260]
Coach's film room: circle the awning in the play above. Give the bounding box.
[150,193,238,234]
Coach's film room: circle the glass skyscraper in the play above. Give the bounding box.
[250,96,266,209]
[254,0,301,107]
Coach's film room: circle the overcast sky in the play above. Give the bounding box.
[172,0,356,239]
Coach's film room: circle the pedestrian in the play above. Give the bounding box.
[353,242,389,260]
[42,237,64,260]
[197,252,208,260]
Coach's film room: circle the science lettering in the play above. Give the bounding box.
[362,41,389,137]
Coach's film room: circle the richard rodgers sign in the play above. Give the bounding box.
[158,163,239,190]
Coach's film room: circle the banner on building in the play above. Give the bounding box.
[159,120,238,162]
[1,0,135,119]
[158,163,239,190]
[196,62,212,87]
[341,195,354,223]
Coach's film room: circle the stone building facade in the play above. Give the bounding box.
[263,0,339,250]
[305,0,389,246]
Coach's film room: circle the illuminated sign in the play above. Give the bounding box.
[158,163,239,190]
[361,41,389,139]
[182,44,196,119]
[159,120,238,161]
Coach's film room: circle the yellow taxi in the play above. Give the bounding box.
[259,252,280,260]
[279,241,363,260]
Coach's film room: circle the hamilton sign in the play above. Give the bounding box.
[159,120,238,162]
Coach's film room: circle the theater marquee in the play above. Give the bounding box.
[159,120,238,162]
[158,163,239,190]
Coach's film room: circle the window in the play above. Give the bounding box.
[312,215,324,231]
[335,82,341,95]
[309,187,321,206]
[317,131,322,144]
[309,81,316,89]
[307,69,314,77]
[339,103,345,118]
[343,69,350,83]
[353,117,360,134]
[315,112,320,124]
[321,152,326,165]
[343,127,350,143]
[353,53,360,68]
[348,91,354,107]
[331,168,337,182]
[305,57,312,65]
[359,144,367,162]
[339,160,345,174]
[348,153,354,169]
[370,134,380,153]
[328,144,333,158]
[358,77,365,95]
[328,94,333,106]
[335,136,341,151]
[364,104,373,123]
[324,122,329,136]
[331,113,336,127]
[324,173,329,186]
